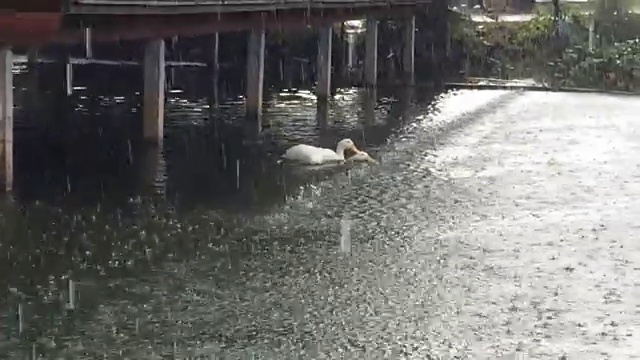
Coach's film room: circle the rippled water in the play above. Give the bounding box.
[6,62,633,359]
[0,59,519,358]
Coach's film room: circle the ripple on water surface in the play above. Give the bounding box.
[0,87,523,359]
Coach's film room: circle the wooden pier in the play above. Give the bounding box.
[0,0,442,191]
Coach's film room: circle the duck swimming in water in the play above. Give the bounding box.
[281,138,358,165]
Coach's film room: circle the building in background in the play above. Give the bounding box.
[483,0,535,12]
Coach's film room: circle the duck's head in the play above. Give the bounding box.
[357,151,379,165]
[346,150,379,164]
[336,138,358,154]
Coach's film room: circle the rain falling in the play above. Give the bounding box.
[0,0,639,359]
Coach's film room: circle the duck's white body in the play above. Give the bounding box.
[282,144,343,165]
[281,139,356,165]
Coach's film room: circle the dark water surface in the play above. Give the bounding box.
[1,62,503,358]
[3,62,636,359]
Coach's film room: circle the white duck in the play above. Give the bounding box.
[281,138,358,165]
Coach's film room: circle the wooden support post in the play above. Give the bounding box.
[26,49,40,126]
[446,18,451,59]
[168,36,178,89]
[552,0,560,21]
[27,49,39,92]
[403,16,416,85]
[0,47,13,192]
[143,39,166,144]
[208,33,220,109]
[65,57,73,96]
[364,17,378,88]
[316,26,332,103]
[245,29,265,127]
[588,16,595,51]
[347,33,355,70]
[27,49,38,67]
[84,28,93,58]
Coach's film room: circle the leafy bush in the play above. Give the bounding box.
[511,15,556,50]
[550,39,640,90]
[454,11,640,91]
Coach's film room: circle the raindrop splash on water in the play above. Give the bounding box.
[67,279,75,310]
[17,302,23,334]
[221,144,227,169]
[127,139,133,164]
[236,159,240,189]
[340,216,352,255]
[293,300,305,334]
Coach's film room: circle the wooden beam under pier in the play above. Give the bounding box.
[0,6,422,46]
[65,0,433,15]
[12,55,210,68]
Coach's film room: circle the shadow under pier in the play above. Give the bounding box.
[0,0,454,198]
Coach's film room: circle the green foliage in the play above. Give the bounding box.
[549,39,640,90]
[450,13,486,57]
[466,14,557,53]
[454,11,640,92]
[511,15,555,50]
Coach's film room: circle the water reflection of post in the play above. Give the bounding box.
[143,39,166,145]
[362,88,376,126]
[137,144,167,198]
[49,52,72,146]
[316,99,329,133]
[400,86,414,123]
